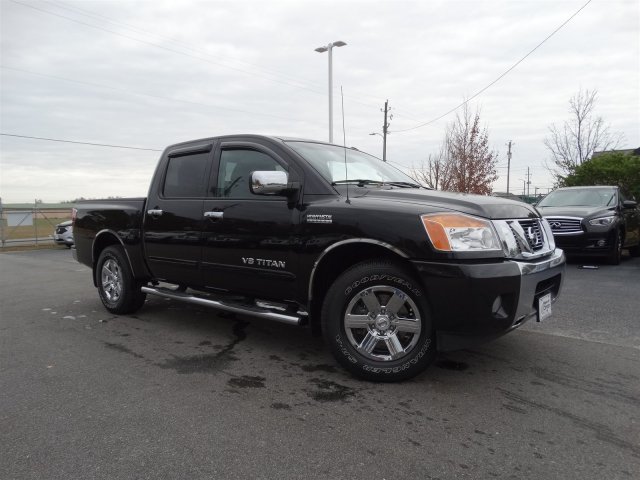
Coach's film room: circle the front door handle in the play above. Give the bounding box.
[147,209,163,217]
[204,211,224,220]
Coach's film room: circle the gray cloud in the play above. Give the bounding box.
[1,0,638,202]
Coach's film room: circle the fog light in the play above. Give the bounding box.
[492,295,508,319]
[596,239,606,247]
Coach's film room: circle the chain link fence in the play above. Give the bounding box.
[0,202,73,249]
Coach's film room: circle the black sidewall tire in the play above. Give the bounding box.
[607,230,622,265]
[96,246,146,314]
[322,261,436,382]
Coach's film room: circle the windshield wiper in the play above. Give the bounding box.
[386,181,422,188]
[331,179,384,186]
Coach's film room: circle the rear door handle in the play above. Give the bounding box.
[147,209,163,217]
[204,211,224,220]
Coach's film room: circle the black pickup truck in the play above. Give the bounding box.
[73,134,565,381]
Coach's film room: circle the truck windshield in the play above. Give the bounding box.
[286,141,420,187]
[538,188,616,207]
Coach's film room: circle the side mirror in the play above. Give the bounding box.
[250,171,289,195]
[623,200,637,209]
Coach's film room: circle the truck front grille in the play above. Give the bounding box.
[493,218,554,260]
[516,219,544,251]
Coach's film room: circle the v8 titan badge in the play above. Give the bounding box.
[537,293,552,322]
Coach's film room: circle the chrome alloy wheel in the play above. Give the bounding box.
[343,286,422,362]
[101,258,123,302]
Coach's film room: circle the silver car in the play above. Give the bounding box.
[53,220,74,248]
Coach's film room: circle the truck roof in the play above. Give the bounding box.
[163,134,346,152]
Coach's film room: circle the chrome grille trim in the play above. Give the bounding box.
[492,218,554,260]
[516,219,544,251]
[545,216,584,235]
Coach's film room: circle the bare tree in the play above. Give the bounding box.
[411,104,498,194]
[544,88,622,181]
[410,144,452,190]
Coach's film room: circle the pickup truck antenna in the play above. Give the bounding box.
[340,86,350,204]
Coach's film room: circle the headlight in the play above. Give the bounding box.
[421,213,502,252]
[588,216,615,226]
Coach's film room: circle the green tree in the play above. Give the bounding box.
[562,152,640,199]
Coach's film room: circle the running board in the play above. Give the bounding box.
[141,286,303,326]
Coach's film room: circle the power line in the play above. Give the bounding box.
[46,0,328,92]
[0,133,162,151]
[10,0,330,97]
[11,0,388,114]
[0,65,308,123]
[392,0,593,133]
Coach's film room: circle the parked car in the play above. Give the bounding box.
[537,186,640,264]
[53,220,74,248]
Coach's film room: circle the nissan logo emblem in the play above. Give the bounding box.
[549,221,562,229]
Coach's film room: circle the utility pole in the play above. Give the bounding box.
[526,167,531,198]
[382,100,392,162]
[506,141,513,194]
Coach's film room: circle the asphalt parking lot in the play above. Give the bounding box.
[1,249,639,479]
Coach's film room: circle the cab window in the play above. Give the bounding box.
[216,149,285,198]
[163,152,209,198]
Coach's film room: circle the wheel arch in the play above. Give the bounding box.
[92,230,135,287]
[307,239,418,333]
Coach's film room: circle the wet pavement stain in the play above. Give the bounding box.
[497,387,640,456]
[300,364,338,373]
[103,342,144,359]
[228,375,265,388]
[271,402,291,410]
[307,378,356,403]
[503,403,528,414]
[156,320,248,374]
[198,340,212,346]
[435,358,469,371]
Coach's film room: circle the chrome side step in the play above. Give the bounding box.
[141,286,303,326]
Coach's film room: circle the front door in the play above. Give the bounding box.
[201,143,300,301]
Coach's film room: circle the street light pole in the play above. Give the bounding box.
[315,40,347,143]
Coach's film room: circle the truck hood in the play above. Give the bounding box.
[536,205,615,219]
[340,186,539,220]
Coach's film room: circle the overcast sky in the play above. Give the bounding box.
[1,0,638,203]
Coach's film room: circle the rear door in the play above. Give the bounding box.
[201,141,300,300]
[143,142,214,286]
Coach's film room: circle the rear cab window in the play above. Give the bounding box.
[163,152,210,198]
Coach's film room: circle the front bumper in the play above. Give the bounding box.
[411,249,565,351]
[54,237,74,245]
[553,230,615,256]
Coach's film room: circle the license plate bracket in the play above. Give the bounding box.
[537,293,552,322]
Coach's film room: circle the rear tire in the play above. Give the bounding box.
[96,245,146,314]
[321,260,436,382]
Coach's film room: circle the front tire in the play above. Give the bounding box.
[96,245,146,314]
[607,230,622,265]
[321,260,436,382]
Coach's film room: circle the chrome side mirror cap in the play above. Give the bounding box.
[250,171,289,195]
